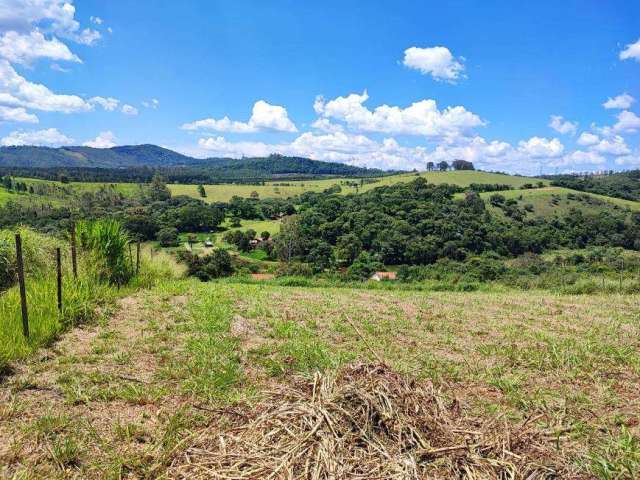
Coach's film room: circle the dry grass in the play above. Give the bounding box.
[169,363,565,479]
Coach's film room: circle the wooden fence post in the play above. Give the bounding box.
[15,233,29,338]
[70,223,78,279]
[136,241,141,274]
[128,243,133,269]
[56,247,62,313]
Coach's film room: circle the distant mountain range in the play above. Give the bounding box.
[0,144,385,181]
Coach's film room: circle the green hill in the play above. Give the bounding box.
[0,145,384,180]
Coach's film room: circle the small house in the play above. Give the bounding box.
[370,271,397,281]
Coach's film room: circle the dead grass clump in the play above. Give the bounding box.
[169,363,564,479]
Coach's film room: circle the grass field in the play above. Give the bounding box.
[466,186,640,216]
[0,171,547,206]
[168,170,549,203]
[1,281,638,478]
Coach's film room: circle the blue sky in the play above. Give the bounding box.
[0,0,639,174]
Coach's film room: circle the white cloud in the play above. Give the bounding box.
[89,16,102,25]
[0,30,80,65]
[0,105,38,123]
[311,117,344,133]
[314,90,484,137]
[553,150,606,167]
[1,127,73,146]
[577,132,599,146]
[194,132,433,170]
[517,137,564,158]
[614,110,640,132]
[89,96,119,111]
[182,100,297,133]
[603,93,635,110]
[549,115,577,135]
[620,38,640,62]
[591,135,631,156]
[0,59,90,112]
[614,149,640,167]
[83,130,116,148]
[402,46,465,82]
[0,0,101,46]
[142,98,159,109]
[121,104,138,115]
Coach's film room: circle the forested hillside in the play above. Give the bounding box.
[0,146,385,182]
[549,170,640,202]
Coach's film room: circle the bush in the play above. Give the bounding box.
[157,227,179,247]
[76,220,133,285]
[178,249,234,281]
[348,251,383,280]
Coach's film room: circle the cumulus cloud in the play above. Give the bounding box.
[121,104,138,115]
[0,105,38,123]
[620,38,640,62]
[517,137,564,158]
[89,96,119,111]
[0,127,73,146]
[552,150,606,168]
[603,93,635,110]
[0,30,80,65]
[0,0,101,46]
[402,46,465,82]
[614,110,640,132]
[314,91,484,137]
[83,130,116,148]
[591,135,631,156]
[577,132,599,146]
[548,115,577,135]
[311,117,344,133]
[182,100,297,133]
[194,132,432,170]
[89,16,102,25]
[0,59,90,112]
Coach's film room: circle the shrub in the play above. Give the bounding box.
[76,220,133,285]
[178,249,234,281]
[157,227,179,247]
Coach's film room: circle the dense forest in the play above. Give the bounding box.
[277,178,640,272]
[548,170,640,202]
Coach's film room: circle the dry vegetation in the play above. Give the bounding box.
[1,281,639,478]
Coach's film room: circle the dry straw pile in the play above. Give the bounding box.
[169,363,564,479]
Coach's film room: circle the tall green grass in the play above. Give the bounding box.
[0,227,62,291]
[0,224,180,371]
[77,220,133,285]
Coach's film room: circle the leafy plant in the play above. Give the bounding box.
[76,220,133,285]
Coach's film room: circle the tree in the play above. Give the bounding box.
[451,159,475,171]
[274,215,303,262]
[307,240,334,272]
[438,161,449,172]
[426,162,435,172]
[197,184,207,198]
[335,233,362,266]
[347,251,383,280]
[157,227,179,247]
[149,173,171,201]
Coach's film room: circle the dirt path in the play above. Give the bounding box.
[0,290,195,479]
